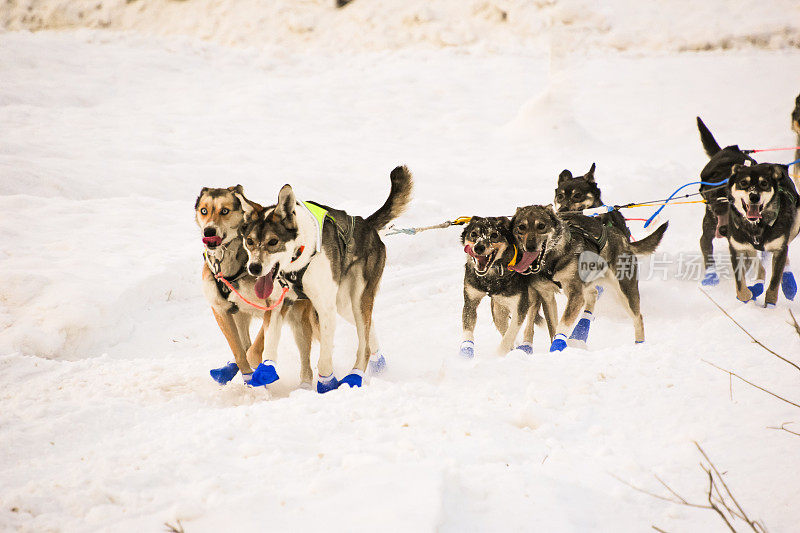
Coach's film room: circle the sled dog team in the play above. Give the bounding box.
[196,103,800,394]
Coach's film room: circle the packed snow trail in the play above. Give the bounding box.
[1,32,799,532]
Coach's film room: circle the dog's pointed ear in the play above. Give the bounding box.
[194,187,209,210]
[558,170,573,184]
[229,184,244,195]
[275,184,297,230]
[234,189,263,222]
[586,163,596,182]
[773,165,788,183]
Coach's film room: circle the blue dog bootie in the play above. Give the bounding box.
[568,311,594,349]
[317,373,340,394]
[368,351,387,375]
[747,282,764,300]
[550,333,568,352]
[782,271,797,301]
[210,361,239,385]
[702,268,719,286]
[339,369,364,389]
[459,340,475,359]
[514,342,533,355]
[249,360,280,387]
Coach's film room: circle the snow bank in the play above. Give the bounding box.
[2,0,799,53]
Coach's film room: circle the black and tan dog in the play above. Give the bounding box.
[726,162,800,306]
[696,117,757,286]
[510,206,668,351]
[459,216,557,358]
[553,163,631,240]
[239,166,412,393]
[195,186,317,388]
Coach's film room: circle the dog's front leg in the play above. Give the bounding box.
[246,304,285,387]
[730,245,753,303]
[210,308,252,375]
[550,283,585,352]
[287,302,314,387]
[461,285,484,358]
[765,246,788,306]
[246,311,270,369]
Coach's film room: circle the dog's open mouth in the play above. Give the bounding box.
[464,245,497,276]
[510,242,546,275]
[254,264,280,300]
[741,200,763,222]
[202,235,223,249]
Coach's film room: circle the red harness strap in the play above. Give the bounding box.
[214,273,289,311]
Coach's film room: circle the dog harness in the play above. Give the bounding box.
[568,222,608,254]
[203,246,249,311]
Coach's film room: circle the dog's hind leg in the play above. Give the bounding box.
[700,210,719,286]
[287,303,314,387]
[615,274,645,343]
[211,308,252,374]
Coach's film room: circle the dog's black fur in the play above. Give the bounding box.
[554,163,631,240]
[727,162,799,305]
[461,216,557,354]
[696,117,757,273]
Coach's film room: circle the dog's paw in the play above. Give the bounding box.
[242,372,255,386]
[209,361,239,385]
[549,334,568,352]
[249,360,279,387]
[701,270,719,286]
[339,371,364,389]
[782,271,797,301]
[765,302,776,309]
[297,381,314,391]
[514,342,533,355]
[459,340,475,359]
[747,282,764,300]
[316,374,339,394]
[368,352,387,375]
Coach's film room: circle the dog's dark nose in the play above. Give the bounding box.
[204,227,217,237]
[474,243,486,255]
[749,192,760,204]
[718,225,728,237]
[248,263,262,276]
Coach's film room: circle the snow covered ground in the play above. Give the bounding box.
[2,15,800,533]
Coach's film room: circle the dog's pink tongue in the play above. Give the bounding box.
[203,236,222,246]
[715,213,729,238]
[746,203,761,219]
[254,275,274,300]
[509,250,539,273]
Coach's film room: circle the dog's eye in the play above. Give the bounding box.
[220,208,229,215]
[515,224,527,233]
[572,193,582,200]
[556,193,565,201]
[535,221,547,231]
[470,231,478,239]
[738,178,750,188]
[268,238,279,246]
[246,238,254,246]
[200,208,208,215]
[490,232,499,239]
[758,179,769,190]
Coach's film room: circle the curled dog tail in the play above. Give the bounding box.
[366,165,414,230]
[697,116,721,158]
[629,222,669,255]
